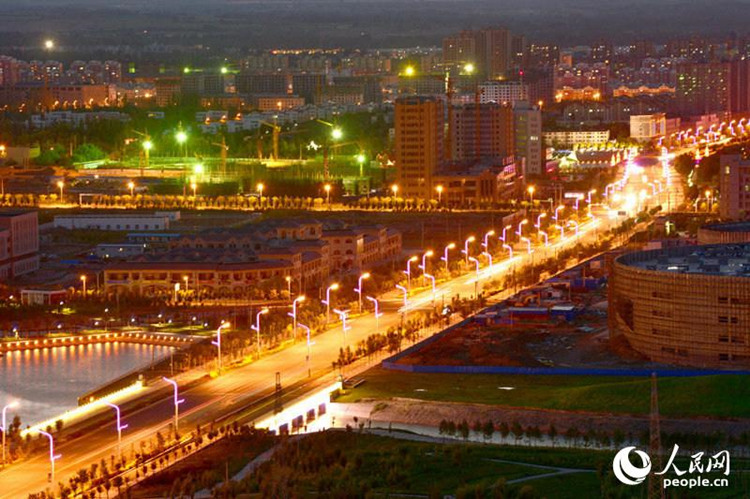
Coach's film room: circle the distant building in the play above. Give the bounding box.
[0,210,39,279]
[53,213,171,231]
[630,113,667,142]
[513,101,543,176]
[543,130,610,147]
[394,96,444,199]
[451,103,515,162]
[674,61,730,116]
[719,154,750,219]
[252,94,305,111]
[443,27,513,78]
[478,81,528,104]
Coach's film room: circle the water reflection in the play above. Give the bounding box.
[0,342,173,427]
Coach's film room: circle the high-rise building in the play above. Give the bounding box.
[478,81,528,104]
[394,96,444,199]
[292,73,327,103]
[729,59,750,114]
[442,27,513,78]
[451,103,514,162]
[236,73,289,95]
[719,154,750,219]
[513,101,543,176]
[181,73,226,96]
[675,62,730,116]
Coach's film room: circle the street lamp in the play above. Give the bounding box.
[56,180,64,200]
[395,284,408,309]
[183,275,189,295]
[436,184,444,203]
[163,377,184,432]
[2,401,18,466]
[462,236,476,263]
[104,402,128,461]
[175,129,188,157]
[289,296,305,338]
[324,183,332,207]
[503,243,513,260]
[555,224,565,240]
[251,308,269,358]
[539,230,549,246]
[482,230,495,253]
[403,256,418,292]
[38,431,60,483]
[441,243,455,272]
[80,274,87,298]
[527,185,536,203]
[535,212,547,229]
[587,189,596,205]
[366,296,383,334]
[499,224,512,243]
[191,182,197,197]
[568,220,579,236]
[322,283,339,324]
[424,273,436,303]
[516,219,528,237]
[391,184,399,198]
[212,321,231,372]
[285,275,292,298]
[354,272,370,312]
[257,182,265,204]
[553,205,564,222]
[298,323,312,377]
[482,251,493,268]
[44,39,55,50]
[419,250,433,274]
[127,181,135,197]
[521,237,533,254]
[334,309,350,341]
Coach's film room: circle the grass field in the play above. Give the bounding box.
[338,368,750,418]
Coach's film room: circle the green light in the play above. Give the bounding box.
[194,163,204,174]
[356,153,366,164]
[331,127,343,140]
[183,67,191,74]
[142,140,153,151]
[221,67,228,74]
[176,131,188,144]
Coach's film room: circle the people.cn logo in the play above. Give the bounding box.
[613,446,652,485]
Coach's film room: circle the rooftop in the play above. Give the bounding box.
[701,222,750,233]
[618,244,750,277]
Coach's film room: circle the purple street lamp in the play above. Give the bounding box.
[163,376,184,432]
[298,323,312,377]
[539,230,549,246]
[251,307,269,358]
[482,251,493,268]
[521,237,532,254]
[535,212,547,229]
[462,236,476,263]
[322,283,339,324]
[423,273,436,302]
[2,401,19,466]
[334,309,350,341]
[516,219,528,237]
[441,243,456,272]
[39,430,61,483]
[367,296,383,334]
[212,321,231,372]
[105,402,128,460]
[419,250,433,274]
[354,272,370,312]
[482,230,495,252]
[395,284,408,309]
[499,224,513,243]
[288,295,306,338]
[468,256,481,298]
[555,224,565,239]
[553,205,564,222]
[587,189,596,204]
[468,256,480,275]
[403,256,418,292]
[503,243,513,260]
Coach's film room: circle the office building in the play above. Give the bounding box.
[394,96,444,199]
[451,103,514,162]
[513,101,543,176]
[674,61,730,116]
[719,154,750,219]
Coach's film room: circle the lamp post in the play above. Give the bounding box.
[395,284,408,309]
[334,309,350,342]
[503,243,513,260]
[499,224,512,243]
[322,283,339,324]
[38,431,60,483]
[535,212,547,229]
[516,219,528,237]
[527,185,535,203]
[555,224,565,240]
[2,401,18,467]
[436,184,444,203]
[419,250,433,285]
[424,273,436,303]
[391,184,399,199]
[212,321,230,372]
[289,296,305,338]
[521,237,532,254]
[553,205,564,222]
[468,257,480,298]
[298,323,312,377]
[482,251,493,268]
[441,243,455,272]
[568,220,579,237]
[163,377,184,432]
[403,256,417,292]
[324,183,331,208]
[251,308,269,358]
[366,296,383,334]
[285,275,292,299]
[191,182,197,197]
[587,189,596,205]
[128,181,135,197]
[539,230,549,246]
[57,180,64,201]
[482,230,495,253]
[104,402,128,461]
[80,274,87,298]
[462,236,476,263]
[257,182,265,205]
[354,272,370,313]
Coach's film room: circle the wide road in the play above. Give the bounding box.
[0,158,676,498]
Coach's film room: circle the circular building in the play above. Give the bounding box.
[610,244,750,368]
[698,222,750,245]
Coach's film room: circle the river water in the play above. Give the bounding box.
[0,342,173,427]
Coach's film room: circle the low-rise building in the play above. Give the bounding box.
[630,113,667,141]
[54,213,171,231]
[543,130,610,147]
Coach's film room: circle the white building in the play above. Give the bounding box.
[630,113,666,142]
[479,81,529,105]
[514,101,543,175]
[543,130,610,147]
[53,214,170,231]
